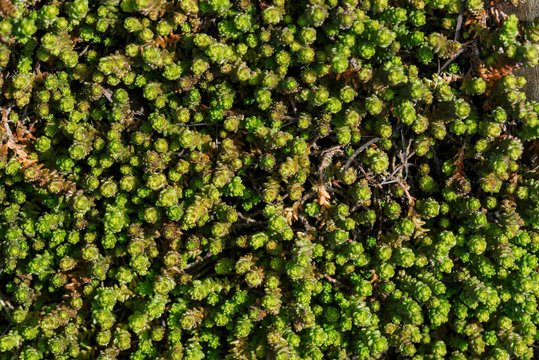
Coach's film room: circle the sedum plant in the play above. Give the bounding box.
[0,0,538,359]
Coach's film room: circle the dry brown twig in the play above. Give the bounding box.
[399,181,416,209]
[315,145,345,207]
[323,274,345,287]
[478,56,520,94]
[344,138,382,170]
[1,108,37,166]
[1,107,77,195]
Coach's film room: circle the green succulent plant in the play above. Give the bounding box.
[0,0,538,359]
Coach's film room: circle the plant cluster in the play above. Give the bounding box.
[0,0,538,359]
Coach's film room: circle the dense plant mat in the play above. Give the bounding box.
[0,0,538,359]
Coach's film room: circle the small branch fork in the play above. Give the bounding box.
[344,138,381,170]
[379,131,414,186]
[313,134,417,211]
[348,132,417,207]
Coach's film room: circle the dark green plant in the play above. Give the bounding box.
[0,0,538,359]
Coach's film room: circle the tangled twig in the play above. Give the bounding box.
[344,138,382,170]
[1,107,77,195]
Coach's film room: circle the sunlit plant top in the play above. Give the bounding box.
[0,0,538,359]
